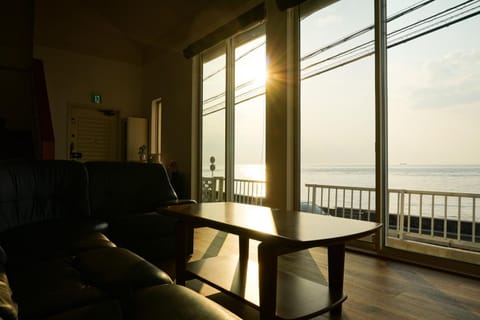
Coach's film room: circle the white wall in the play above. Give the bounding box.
[34,46,144,159]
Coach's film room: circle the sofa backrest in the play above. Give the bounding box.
[86,161,178,217]
[0,160,90,233]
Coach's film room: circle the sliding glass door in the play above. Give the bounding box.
[200,25,266,205]
[386,0,480,262]
[298,0,479,263]
[299,0,377,233]
[201,46,227,202]
[234,30,266,204]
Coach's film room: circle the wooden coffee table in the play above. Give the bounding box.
[160,202,381,320]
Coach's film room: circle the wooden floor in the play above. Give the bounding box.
[184,227,480,320]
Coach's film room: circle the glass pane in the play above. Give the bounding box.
[234,34,266,205]
[300,0,376,223]
[387,0,480,262]
[202,51,226,202]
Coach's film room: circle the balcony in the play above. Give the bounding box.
[202,176,265,206]
[201,177,480,264]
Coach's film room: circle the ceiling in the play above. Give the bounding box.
[83,0,244,47]
[34,0,260,64]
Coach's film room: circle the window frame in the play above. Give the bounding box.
[197,24,267,203]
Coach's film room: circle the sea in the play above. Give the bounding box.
[230,164,480,194]
[206,164,480,221]
[300,164,480,194]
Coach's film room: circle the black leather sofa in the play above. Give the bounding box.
[0,160,237,320]
[85,161,194,265]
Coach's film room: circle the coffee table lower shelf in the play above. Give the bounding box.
[186,256,347,320]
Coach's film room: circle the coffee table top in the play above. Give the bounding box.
[161,202,381,245]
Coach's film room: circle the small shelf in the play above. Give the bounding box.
[186,256,347,320]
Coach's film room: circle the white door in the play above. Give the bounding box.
[67,106,120,162]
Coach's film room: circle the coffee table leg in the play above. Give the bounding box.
[175,221,188,286]
[258,241,277,320]
[328,243,345,315]
[239,235,249,275]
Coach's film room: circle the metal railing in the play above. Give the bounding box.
[305,184,480,252]
[200,177,479,254]
[202,177,266,205]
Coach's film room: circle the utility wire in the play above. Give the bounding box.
[202,1,480,114]
[302,1,480,80]
[302,0,478,72]
[301,0,437,62]
[202,38,266,82]
[388,1,479,43]
[203,83,265,116]
[203,0,442,110]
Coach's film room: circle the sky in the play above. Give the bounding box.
[201,0,480,178]
[300,0,480,166]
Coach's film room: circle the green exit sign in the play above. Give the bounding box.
[91,93,102,104]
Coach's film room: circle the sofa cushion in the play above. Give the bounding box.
[0,220,112,266]
[0,160,90,233]
[74,247,173,295]
[46,300,123,320]
[8,257,110,319]
[127,285,240,320]
[85,161,178,217]
[7,245,172,320]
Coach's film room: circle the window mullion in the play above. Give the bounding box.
[375,0,389,251]
[225,38,235,202]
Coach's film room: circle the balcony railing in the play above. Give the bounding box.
[305,184,480,253]
[200,177,479,257]
[202,177,266,205]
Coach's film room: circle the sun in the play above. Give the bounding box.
[235,37,267,88]
[253,64,267,86]
[235,55,267,88]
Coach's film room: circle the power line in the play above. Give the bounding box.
[301,1,480,80]
[201,1,480,114]
[203,83,265,116]
[202,38,266,82]
[302,0,478,73]
[301,0,437,62]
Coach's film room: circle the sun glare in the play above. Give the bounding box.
[236,54,267,86]
[253,65,267,85]
[235,36,267,89]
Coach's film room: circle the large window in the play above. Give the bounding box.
[300,0,376,226]
[201,48,227,202]
[299,0,480,264]
[194,0,479,272]
[386,0,480,260]
[200,26,266,204]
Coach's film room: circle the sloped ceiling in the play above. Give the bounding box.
[34,0,261,64]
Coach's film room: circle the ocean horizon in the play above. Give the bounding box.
[204,163,480,195]
[202,164,480,221]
